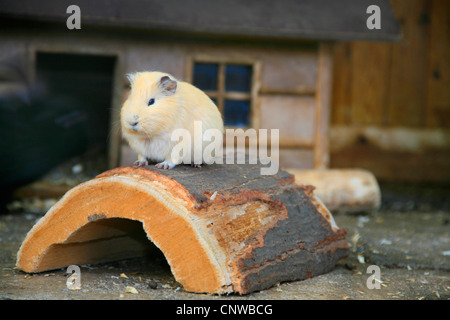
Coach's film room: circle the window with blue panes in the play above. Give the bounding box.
[192,62,253,128]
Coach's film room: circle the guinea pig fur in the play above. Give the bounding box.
[121,71,224,169]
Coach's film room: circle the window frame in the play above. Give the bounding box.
[185,55,261,129]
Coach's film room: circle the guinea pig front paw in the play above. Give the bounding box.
[155,161,176,170]
[133,159,149,167]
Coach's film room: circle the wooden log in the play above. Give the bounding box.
[16,163,349,294]
[287,168,381,212]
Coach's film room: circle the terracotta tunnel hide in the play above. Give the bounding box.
[16,164,349,294]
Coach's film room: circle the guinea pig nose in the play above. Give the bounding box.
[129,115,139,126]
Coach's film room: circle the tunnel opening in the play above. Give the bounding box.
[38,218,172,275]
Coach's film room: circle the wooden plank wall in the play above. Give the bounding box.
[332,0,449,128]
[330,0,450,182]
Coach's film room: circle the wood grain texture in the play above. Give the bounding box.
[331,42,353,125]
[330,0,450,182]
[16,163,348,294]
[332,0,449,129]
[350,42,391,125]
[386,0,430,127]
[314,43,333,169]
[426,0,450,128]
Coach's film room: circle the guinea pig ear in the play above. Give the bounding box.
[159,76,177,95]
[126,73,137,86]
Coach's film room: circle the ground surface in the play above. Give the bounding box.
[1,188,449,300]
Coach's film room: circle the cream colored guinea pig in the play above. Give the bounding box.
[121,71,224,169]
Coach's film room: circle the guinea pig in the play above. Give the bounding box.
[121,71,224,169]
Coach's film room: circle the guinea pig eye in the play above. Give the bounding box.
[148,98,155,106]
